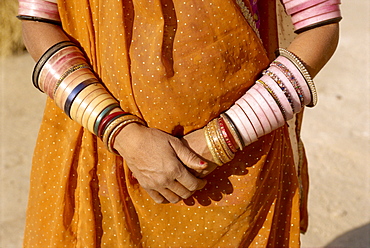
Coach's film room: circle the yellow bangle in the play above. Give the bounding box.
[204,124,223,166]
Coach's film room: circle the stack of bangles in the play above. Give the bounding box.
[204,0,342,165]
[205,48,318,166]
[33,40,145,154]
[283,0,342,33]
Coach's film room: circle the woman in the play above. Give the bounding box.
[18,0,340,247]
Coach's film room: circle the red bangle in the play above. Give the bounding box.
[218,117,238,153]
[97,111,128,138]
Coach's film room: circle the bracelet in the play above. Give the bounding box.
[93,103,120,136]
[211,119,235,163]
[221,113,244,150]
[73,87,107,124]
[204,123,223,166]
[63,78,97,118]
[98,112,128,138]
[218,117,238,153]
[253,83,285,128]
[103,115,146,154]
[247,86,279,131]
[16,15,61,25]
[18,0,61,23]
[278,48,317,107]
[271,60,304,105]
[263,69,296,113]
[32,41,76,92]
[236,98,262,139]
[244,91,272,135]
[257,79,289,121]
[81,93,113,130]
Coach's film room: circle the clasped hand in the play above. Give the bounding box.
[113,124,218,204]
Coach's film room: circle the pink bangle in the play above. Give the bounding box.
[270,60,304,105]
[291,3,341,24]
[243,91,272,136]
[225,106,252,146]
[38,46,81,93]
[248,85,280,131]
[268,66,302,114]
[259,75,294,120]
[294,11,341,30]
[38,46,74,92]
[236,97,263,139]
[263,70,297,114]
[18,0,60,22]
[254,83,285,128]
[43,56,87,98]
[276,56,311,106]
[284,0,329,15]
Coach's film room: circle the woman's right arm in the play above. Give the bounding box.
[21,18,207,204]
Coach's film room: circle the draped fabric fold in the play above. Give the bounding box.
[24,0,308,247]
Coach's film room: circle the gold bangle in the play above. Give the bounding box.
[72,87,106,124]
[208,120,233,164]
[81,93,112,131]
[106,117,146,154]
[69,84,101,120]
[86,98,119,135]
[204,124,223,166]
[278,48,317,107]
[54,68,93,108]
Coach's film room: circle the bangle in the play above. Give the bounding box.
[271,60,305,105]
[263,69,296,114]
[253,83,285,128]
[211,119,234,163]
[244,91,272,135]
[54,69,94,108]
[247,86,279,131]
[218,117,238,153]
[18,0,61,23]
[204,124,223,166]
[104,116,146,154]
[93,103,120,136]
[278,48,317,107]
[33,41,76,92]
[98,112,128,138]
[221,113,244,150]
[81,93,113,130]
[73,87,107,124]
[257,79,289,121]
[68,83,101,120]
[236,97,263,138]
[16,15,61,25]
[63,78,97,118]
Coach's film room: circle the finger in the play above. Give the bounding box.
[157,188,182,204]
[167,181,194,200]
[171,139,208,170]
[145,189,166,204]
[176,170,207,192]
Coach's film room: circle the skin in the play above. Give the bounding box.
[22,19,339,204]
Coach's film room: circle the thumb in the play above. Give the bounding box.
[171,139,208,170]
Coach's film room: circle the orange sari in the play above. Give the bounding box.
[24,0,308,247]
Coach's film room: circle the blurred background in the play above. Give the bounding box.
[0,0,369,247]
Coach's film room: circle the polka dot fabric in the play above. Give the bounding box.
[24,0,307,247]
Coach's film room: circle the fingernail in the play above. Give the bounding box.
[200,160,206,165]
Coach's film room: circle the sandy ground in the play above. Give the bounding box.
[0,1,369,248]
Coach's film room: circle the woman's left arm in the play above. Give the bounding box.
[183,22,340,178]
